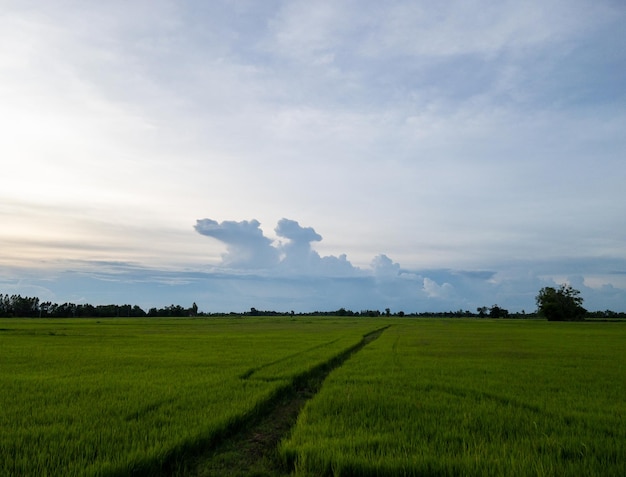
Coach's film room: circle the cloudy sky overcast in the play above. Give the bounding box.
[1,0,625,313]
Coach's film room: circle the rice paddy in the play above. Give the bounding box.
[1,317,624,476]
[280,319,626,476]
[0,318,379,476]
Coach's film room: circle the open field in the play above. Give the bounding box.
[0,317,381,476]
[281,320,626,476]
[1,318,625,476]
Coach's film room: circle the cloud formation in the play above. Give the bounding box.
[275,218,322,243]
[195,217,359,276]
[194,219,279,268]
[189,216,626,313]
[371,254,401,278]
[275,217,322,270]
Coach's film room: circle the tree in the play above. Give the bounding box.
[536,284,586,321]
[489,305,509,318]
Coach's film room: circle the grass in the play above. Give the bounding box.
[280,319,626,476]
[187,326,389,477]
[2,318,625,476]
[0,317,380,476]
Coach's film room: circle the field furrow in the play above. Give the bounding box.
[185,326,388,476]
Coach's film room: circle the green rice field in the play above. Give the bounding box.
[0,318,379,476]
[281,320,626,476]
[1,317,624,476]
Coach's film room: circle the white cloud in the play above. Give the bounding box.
[371,254,401,278]
[194,219,279,269]
[275,218,326,272]
[194,217,361,277]
[275,218,322,244]
[422,277,455,299]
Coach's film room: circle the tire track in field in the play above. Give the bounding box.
[175,325,389,477]
[238,338,342,379]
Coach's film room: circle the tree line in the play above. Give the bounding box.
[0,294,200,318]
[2,285,625,320]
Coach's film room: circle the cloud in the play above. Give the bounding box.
[4,256,626,314]
[371,254,401,278]
[422,277,455,299]
[194,217,361,277]
[275,218,322,243]
[274,218,319,269]
[190,216,626,312]
[194,218,279,268]
[2,3,625,314]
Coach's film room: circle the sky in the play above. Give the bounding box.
[1,0,625,313]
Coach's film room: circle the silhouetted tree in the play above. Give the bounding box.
[489,305,509,318]
[536,284,586,321]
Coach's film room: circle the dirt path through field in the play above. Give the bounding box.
[179,326,388,477]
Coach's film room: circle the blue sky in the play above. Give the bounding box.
[1,0,625,313]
